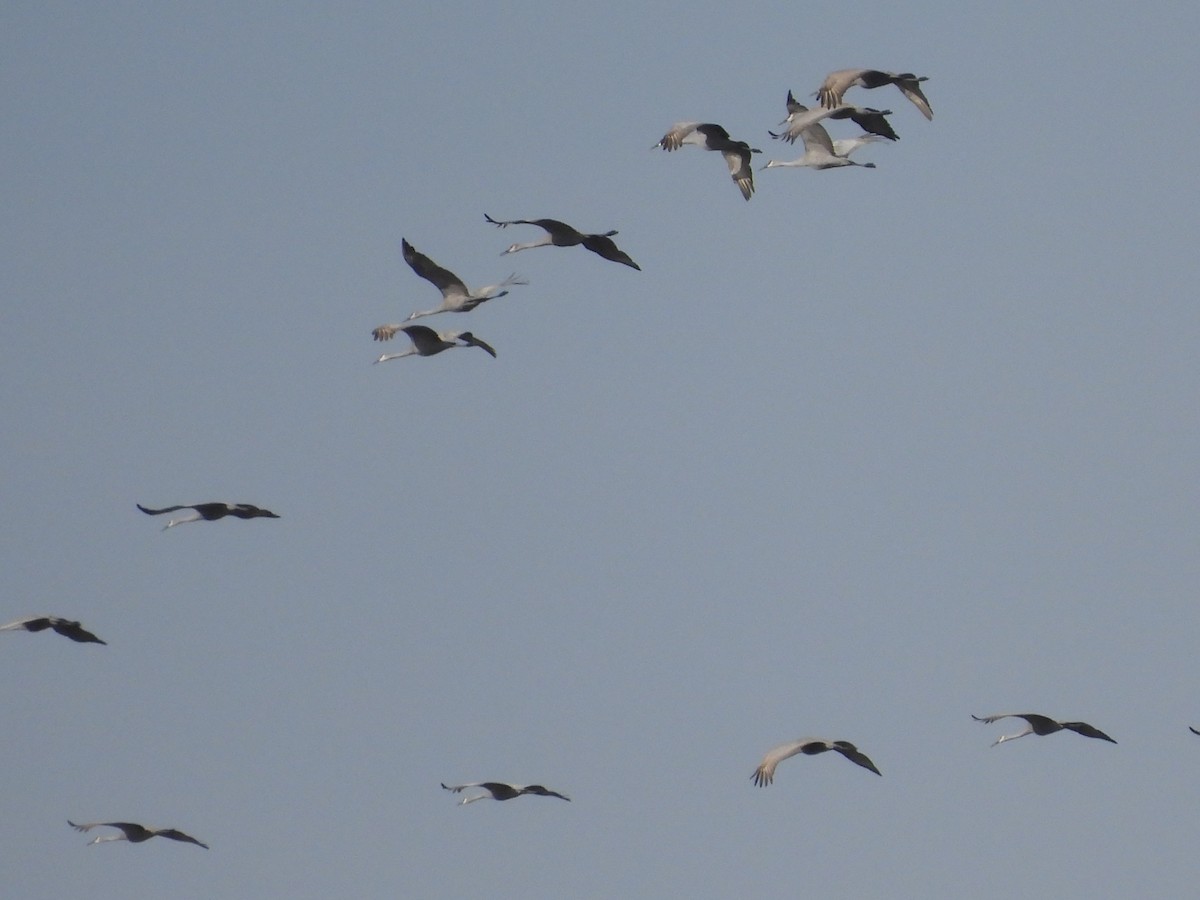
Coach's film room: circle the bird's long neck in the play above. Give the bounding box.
[994,727,1034,746]
[506,237,554,253]
[375,349,417,363]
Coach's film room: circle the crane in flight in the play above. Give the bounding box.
[762,121,880,172]
[971,713,1117,746]
[137,502,279,529]
[68,821,209,849]
[392,238,526,323]
[815,68,933,120]
[653,122,761,200]
[372,325,496,363]
[441,782,570,805]
[751,738,882,786]
[0,616,106,644]
[483,214,640,270]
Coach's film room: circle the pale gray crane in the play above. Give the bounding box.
[751,738,882,786]
[373,324,496,363]
[68,820,209,849]
[972,713,1117,746]
[441,782,571,805]
[392,237,526,323]
[483,214,640,270]
[762,121,880,172]
[816,68,933,120]
[137,502,279,530]
[0,616,106,644]
[653,122,761,200]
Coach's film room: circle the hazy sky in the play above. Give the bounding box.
[4,2,1199,897]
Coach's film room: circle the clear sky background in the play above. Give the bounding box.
[4,2,1199,897]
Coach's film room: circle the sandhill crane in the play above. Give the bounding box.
[483,214,640,270]
[441,782,571,805]
[816,69,933,120]
[653,122,761,200]
[0,616,106,644]
[772,91,898,143]
[751,738,882,786]
[137,502,279,530]
[972,713,1117,746]
[372,324,496,363]
[394,237,527,322]
[762,121,879,172]
[68,820,209,849]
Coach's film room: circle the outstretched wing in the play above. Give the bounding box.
[895,75,933,120]
[50,619,106,644]
[1061,721,1117,744]
[1,616,53,633]
[722,147,756,201]
[827,106,899,141]
[137,503,189,516]
[441,782,480,794]
[580,233,640,270]
[523,785,571,801]
[455,332,498,358]
[401,239,468,297]
[832,741,882,776]
[751,739,811,787]
[156,829,210,849]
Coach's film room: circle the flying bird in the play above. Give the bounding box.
[483,215,640,270]
[751,738,882,786]
[68,821,209,849]
[971,713,1117,746]
[393,237,526,322]
[771,91,898,143]
[0,616,106,645]
[653,122,761,200]
[373,324,496,363]
[763,121,880,172]
[816,69,933,120]
[136,502,280,530]
[441,782,571,805]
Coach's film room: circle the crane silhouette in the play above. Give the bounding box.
[0,616,105,644]
[441,782,570,805]
[69,820,209,849]
[972,713,1117,746]
[751,738,881,786]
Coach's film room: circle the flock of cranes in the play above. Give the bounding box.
[9,63,1190,862]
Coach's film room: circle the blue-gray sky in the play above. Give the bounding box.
[4,2,1199,897]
